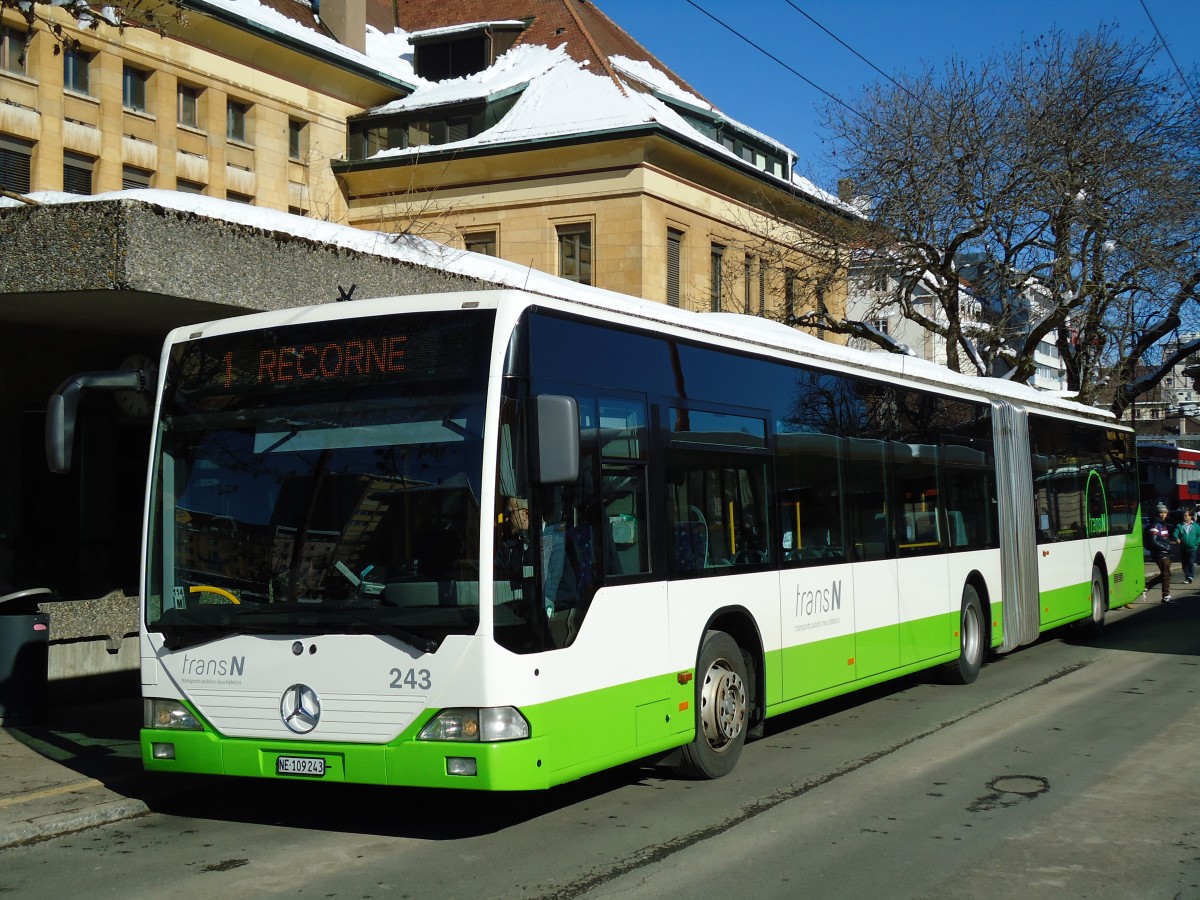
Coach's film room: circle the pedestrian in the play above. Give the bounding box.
[1145,503,1175,604]
[1173,508,1200,585]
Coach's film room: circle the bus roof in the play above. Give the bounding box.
[167,286,1121,428]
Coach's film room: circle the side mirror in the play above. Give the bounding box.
[530,394,579,485]
[46,369,151,473]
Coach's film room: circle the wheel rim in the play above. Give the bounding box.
[962,602,982,665]
[1092,577,1105,623]
[699,657,746,752]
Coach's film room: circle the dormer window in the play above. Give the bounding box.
[662,96,789,180]
[411,21,525,81]
[347,90,522,160]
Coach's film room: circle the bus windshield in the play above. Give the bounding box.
[145,310,494,651]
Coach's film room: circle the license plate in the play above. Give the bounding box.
[276,755,325,776]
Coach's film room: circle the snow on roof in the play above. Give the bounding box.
[369,43,562,115]
[608,54,704,106]
[188,0,418,86]
[408,20,525,41]
[360,42,849,211]
[186,0,845,207]
[1,189,1106,421]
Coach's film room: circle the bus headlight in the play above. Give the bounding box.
[144,698,203,730]
[418,707,530,742]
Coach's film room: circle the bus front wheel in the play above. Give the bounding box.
[676,630,749,779]
[943,586,984,685]
[1076,565,1107,636]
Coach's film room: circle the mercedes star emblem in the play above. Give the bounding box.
[280,683,321,734]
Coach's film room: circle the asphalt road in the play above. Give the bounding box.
[2,597,1197,900]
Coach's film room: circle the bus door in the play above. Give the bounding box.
[777,433,856,700]
[845,438,900,678]
[1085,470,1109,543]
[893,442,952,665]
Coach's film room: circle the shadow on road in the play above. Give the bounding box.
[9,593,1196,842]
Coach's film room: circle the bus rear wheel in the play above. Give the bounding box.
[676,630,749,779]
[943,585,984,685]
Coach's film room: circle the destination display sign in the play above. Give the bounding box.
[165,310,496,402]
[229,335,408,388]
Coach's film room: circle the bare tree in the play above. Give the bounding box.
[811,26,1200,417]
[1,0,185,58]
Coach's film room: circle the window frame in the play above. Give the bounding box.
[177,84,200,129]
[464,229,498,257]
[556,222,593,286]
[226,99,251,144]
[0,134,33,194]
[122,64,149,113]
[710,243,726,312]
[1,24,28,77]
[62,151,95,195]
[666,228,684,308]
[63,47,91,95]
[287,117,307,161]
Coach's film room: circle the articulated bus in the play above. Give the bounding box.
[47,288,1143,789]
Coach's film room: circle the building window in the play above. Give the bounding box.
[744,257,753,314]
[758,261,766,315]
[122,65,149,112]
[226,190,254,204]
[557,223,592,285]
[63,48,91,94]
[177,85,199,129]
[667,228,683,307]
[465,230,497,257]
[414,34,488,81]
[872,267,888,292]
[62,152,94,195]
[288,118,307,161]
[784,268,796,322]
[710,243,725,312]
[227,100,250,143]
[0,135,33,193]
[122,166,152,189]
[872,317,889,336]
[176,179,204,194]
[1,25,27,76]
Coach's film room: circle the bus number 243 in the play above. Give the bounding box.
[390,668,432,690]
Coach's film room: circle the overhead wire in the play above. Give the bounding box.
[780,0,920,103]
[680,0,868,122]
[1136,0,1199,106]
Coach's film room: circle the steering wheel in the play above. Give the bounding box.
[189,585,240,605]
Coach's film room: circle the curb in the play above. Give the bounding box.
[0,796,150,849]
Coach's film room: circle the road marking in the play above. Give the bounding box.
[0,779,104,809]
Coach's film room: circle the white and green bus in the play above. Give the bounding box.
[48,288,1144,789]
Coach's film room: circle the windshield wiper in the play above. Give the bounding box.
[339,609,439,654]
[212,604,441,653]
[157,603,443,653]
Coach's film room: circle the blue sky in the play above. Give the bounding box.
[601,0,1199,190]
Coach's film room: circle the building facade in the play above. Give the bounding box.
[2,0,848,324]
[845,257,1067,390]
[0,0,853,622]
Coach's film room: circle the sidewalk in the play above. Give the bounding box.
[0,693,166,848]
[0,562,1193,849]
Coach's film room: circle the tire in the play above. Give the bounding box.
[1077,566,1107,637]
[675,630,750,779]
[943,585,985,685]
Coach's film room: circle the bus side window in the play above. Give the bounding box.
[776,432,844,565]
[598,396,650,577]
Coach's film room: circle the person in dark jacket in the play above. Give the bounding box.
[1145,503,1175,604]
